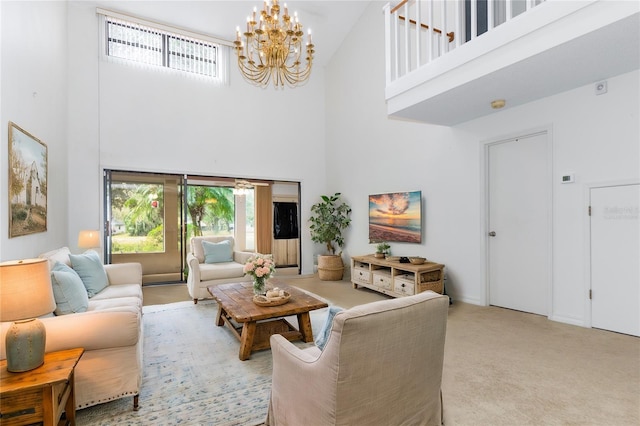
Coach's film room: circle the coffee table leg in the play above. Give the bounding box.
[215,304,225,326]
[297,312,314,343]
[239,321,257,361]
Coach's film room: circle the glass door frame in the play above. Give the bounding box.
[104,170,185,284]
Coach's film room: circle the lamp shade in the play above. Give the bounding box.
[0,258,55,322]
[78,230,100,249]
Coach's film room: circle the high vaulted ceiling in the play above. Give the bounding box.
[90,0,372,67]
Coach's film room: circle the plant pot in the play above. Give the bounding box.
[374,253,385,259]
[317,255,344,281]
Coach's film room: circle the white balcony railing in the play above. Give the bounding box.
[384,0,546,85]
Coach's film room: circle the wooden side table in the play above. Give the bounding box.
[0,347,84,426]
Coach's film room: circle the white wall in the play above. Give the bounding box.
[66,2,327,272]
[460,70,639,325]
[325,1,639,326]
[326,1,482,303]
[0,1,69,261]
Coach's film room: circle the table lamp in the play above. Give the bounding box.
[0,258,56,372]
[78,230,100,249]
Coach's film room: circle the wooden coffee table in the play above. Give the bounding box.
[208,281,328,360]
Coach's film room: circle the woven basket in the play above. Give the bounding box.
[317,255,344,281]
[417,280,444,295]
[422,270,441,281]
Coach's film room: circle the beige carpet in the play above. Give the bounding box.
[142,275,640,425]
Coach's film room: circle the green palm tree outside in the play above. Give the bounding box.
[186,186,234,238]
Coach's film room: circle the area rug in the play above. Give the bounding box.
[76,300,328,425]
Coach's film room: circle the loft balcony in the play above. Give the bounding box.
[384,0,640,126]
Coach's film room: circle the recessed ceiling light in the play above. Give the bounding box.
[491,99,506,109]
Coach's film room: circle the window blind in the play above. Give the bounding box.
[97,8,231,84]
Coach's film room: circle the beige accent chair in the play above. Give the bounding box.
[266,290,449,426]
[186,236,255,303]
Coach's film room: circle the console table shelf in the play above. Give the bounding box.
[351,255,445,298]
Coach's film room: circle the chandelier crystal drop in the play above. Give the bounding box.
[234,0,314,88]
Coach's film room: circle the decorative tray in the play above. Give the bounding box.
[253,292,291,307]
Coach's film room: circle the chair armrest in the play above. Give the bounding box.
[269,335,335,423]
[186,253,202,285]
[104,262,142,286]
[270,334,320,363]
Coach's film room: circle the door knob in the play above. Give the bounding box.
[488,231,496,237]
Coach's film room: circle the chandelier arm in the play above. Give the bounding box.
[238,54,271,85]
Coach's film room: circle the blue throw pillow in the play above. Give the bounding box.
[314,306,343,350]
[69,250,109,298]
[51,262,89,315]
[202,240,233,264]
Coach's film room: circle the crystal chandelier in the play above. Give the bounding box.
[234,0,314,88]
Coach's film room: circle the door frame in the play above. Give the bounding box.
[582,178,640,329]
[479,126,553,315]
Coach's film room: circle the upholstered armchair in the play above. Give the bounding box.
[266,290,449,426]
[186,236,255,303]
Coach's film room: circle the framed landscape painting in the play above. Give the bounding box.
[369,191,422,243]
[8,122,47,237]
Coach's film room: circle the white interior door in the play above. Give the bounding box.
[488,132,549,316]
[590,183,640,336]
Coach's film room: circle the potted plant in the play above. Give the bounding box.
[309,193,352,280]
[374,242,390,258]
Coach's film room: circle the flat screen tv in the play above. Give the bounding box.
[273,202,299,239]
[369,191,422,243]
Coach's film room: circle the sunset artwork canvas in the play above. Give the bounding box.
[369,191,422,243]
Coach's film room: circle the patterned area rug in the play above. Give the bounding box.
[77,300,328,425]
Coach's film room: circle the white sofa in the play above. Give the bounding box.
[186,236,255,303]
[0,247,143,411]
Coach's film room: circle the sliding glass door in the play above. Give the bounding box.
[104,171,300,284]
[104,170,184,284]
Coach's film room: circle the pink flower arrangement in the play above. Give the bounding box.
[243,254,276,281]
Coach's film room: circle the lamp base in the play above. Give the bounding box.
[6,318,46,372]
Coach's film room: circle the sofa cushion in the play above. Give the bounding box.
[88,296,142,312]
[69,250,109,298]
[191,236,235,263]
[90,283,143,301]
[50,262,89,315]
[199,262,246,281]
[39,246,72,270]
[202,239,233,263]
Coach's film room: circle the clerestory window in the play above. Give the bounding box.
[98,8,231,84]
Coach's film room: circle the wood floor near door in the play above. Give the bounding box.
[142,283,191,306]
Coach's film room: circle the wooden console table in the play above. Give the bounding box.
[0,347,84,426]
[351,255,445,298]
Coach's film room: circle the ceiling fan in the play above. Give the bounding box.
[235,179,270,188]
